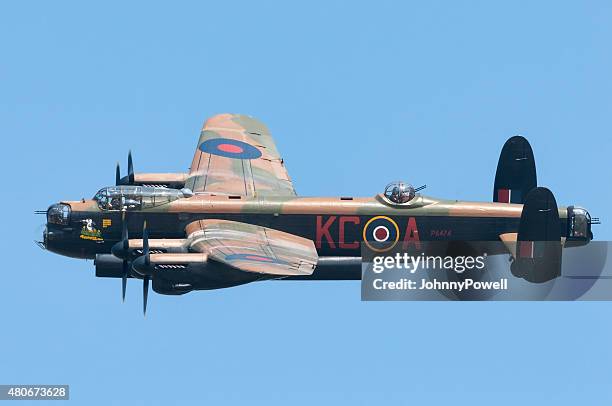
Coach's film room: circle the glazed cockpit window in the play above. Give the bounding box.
[94,189,110,210]
[93,186,185,211]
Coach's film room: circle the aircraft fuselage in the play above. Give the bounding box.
[43,193,575,260]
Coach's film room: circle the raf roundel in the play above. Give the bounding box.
[372,226,389,242]
[363,216,400,252]
[199,138,263,160]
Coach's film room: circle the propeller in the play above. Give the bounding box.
[113,215,152,315]
[115,151,135,186]
[128,220,152,315]
[111,211,131,302]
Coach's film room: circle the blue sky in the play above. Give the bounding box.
[1,1,611,404]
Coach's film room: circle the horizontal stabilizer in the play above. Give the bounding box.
[494,136,537,204]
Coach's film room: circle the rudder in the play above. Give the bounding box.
[493,136,537,204]
[511,187,562,283]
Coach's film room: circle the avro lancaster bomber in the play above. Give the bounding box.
[38,114,597,312]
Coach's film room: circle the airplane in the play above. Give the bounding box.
[37,113,599,313]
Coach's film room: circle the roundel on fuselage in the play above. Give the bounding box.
[362,216,400,252]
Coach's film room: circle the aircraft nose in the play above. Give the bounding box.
[41,220,75,256]
[39,203,72,253]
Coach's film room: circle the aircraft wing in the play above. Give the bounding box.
[185,220,318,277]
[185,114,296,197]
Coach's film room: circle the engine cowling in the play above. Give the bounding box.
[152,278,193,295]
[128,173,188,188]
[95,254,127,278]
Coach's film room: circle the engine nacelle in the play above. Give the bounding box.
[152,278,193,295]
[119,172,188,189]
[95,254,127,278]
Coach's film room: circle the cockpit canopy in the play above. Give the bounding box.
[93,186,190,211]
[384,181,416,204]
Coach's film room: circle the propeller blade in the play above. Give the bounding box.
[143,276,149,316]
[121,211,128,242]
[121,269,127,302]
[142,220,151,315]
[115,163,121,186]
[128,151,135,184]
[120,210,130,302]
[143,220,149,265]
